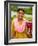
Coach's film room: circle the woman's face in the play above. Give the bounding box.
[17,10,24,20]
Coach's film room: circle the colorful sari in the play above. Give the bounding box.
[11,18,30,38]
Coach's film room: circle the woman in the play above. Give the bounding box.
[11,8,32,38]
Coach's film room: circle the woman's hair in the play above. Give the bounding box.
[17,8,25,13]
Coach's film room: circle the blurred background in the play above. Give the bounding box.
[10,5,32,21]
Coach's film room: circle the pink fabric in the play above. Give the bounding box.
[14,18,26,32]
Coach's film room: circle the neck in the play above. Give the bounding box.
[18,18,23,22]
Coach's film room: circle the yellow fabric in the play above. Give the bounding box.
[15,32,28,38]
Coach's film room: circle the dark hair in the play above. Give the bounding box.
[17,8,25,13]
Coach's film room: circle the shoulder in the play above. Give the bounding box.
[23,18,29,22]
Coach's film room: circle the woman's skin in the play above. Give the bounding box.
[11,10,32,38]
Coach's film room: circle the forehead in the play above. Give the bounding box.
[18,10,24,13]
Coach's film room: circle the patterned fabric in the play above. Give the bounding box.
[26,22,32,34]
[14,18,26,33]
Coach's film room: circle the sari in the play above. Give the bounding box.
[11,18,29,38]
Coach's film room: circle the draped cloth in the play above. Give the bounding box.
[14,18,26,33]
[11,18,29,38]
